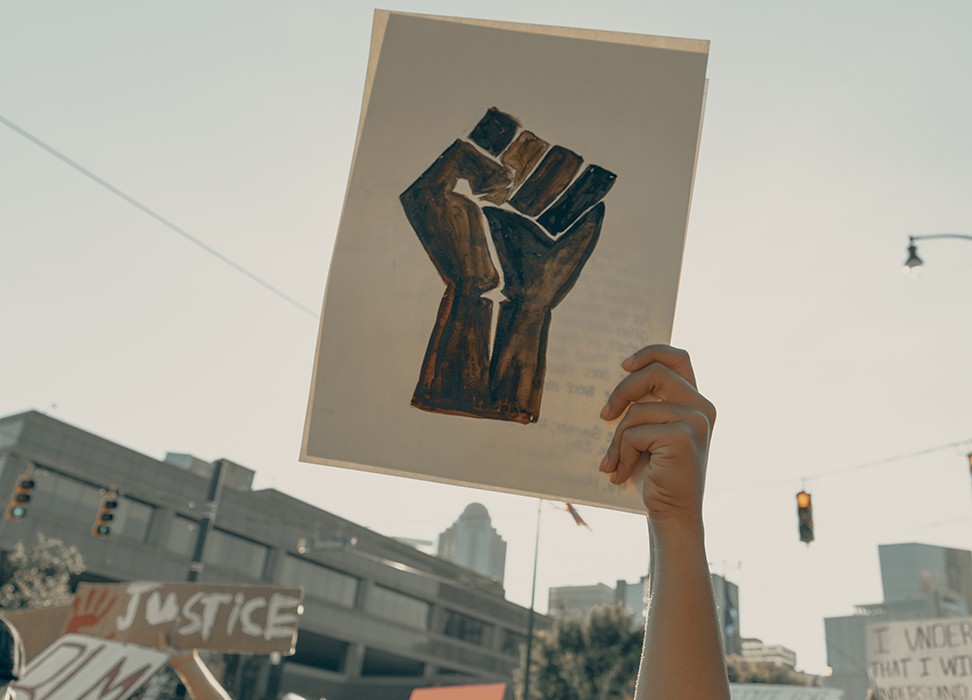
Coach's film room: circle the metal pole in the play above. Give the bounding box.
[187,459,225,582]
[521,499,542,700]
[967,453,972,512]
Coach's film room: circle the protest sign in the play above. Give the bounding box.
[729,685,843,700]
[12,634,168,700]
[66,582,303,654]
[302,11,709,513]
[3,605,71,662]
[867,616,972,699]
[410,684,506,699]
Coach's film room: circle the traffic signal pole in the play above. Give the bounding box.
[187,459,226,582]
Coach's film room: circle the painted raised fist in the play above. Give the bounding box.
[401,107,616,424]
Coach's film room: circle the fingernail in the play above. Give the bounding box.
[610,471,621,484]
[599,456,608,472]
[622,355,635,369]
[600,402,611,419]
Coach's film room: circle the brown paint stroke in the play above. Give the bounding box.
[509,146,583,217]
[537,165,617,235]
[468,107,520,156]
[401,139,512,411]
[484,203,605,422]
[500,131,550,191]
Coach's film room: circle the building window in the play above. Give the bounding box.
[501,630,526,657]
[204,529,268,579]
[165,515,199,557]
[361,649,424,677]
[364,586,429,629]
[443,610,490,646]
[113,498,154,542]
[0,419,24,450]
[279,556,358,608]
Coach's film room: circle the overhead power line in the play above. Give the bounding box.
[0,112,319,319]
[715,437,972,496]
[807,437,972,481]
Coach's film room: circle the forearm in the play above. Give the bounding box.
[635,518,730,700]
[169,651,232,700]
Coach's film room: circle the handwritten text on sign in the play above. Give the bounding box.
[867,616,972,699]
[67,582,304,654]
[12,634,169,700]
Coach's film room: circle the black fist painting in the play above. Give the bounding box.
[401,107,617,424]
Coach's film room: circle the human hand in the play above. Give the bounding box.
[65,589,117,634]
[154,633,231,700]
[598,345,716,525]
[402,107,617,423]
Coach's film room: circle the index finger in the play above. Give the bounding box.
[621,345,697,387]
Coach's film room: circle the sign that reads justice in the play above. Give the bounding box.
[867,616,972,699]
[66,582,304,654]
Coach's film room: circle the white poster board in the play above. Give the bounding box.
[12,634,169,700]
[302,11,709,512]
[866,616,972,699]
[729,685,843,700]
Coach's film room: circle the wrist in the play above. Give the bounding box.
[648,514,706,554]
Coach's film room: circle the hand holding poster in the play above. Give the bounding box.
[867,616,972,699]
[301,11,709,512]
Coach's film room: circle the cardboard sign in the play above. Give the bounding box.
[867,616,972,699]
[302,11,709,513]
[12,634,168,700]
[410,685,506,700]
[729,685,843,700]
[3,606,72,663]
[66,582,303,654]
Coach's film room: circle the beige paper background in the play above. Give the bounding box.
[302,12,708,513]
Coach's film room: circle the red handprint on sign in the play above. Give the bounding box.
[65,588,117,634]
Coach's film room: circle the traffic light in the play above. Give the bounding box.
[91,488,119,538]
[5,467,35,521]
[796,490,814,543]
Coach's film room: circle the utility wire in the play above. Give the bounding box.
[714,437,972,495]
[0,112,319,319]
[808,437,972,481]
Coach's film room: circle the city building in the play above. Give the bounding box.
[0,410,545,700]
[740,637,797,669]
[824,542,972,700]
[436,503,507,585]
[615,576,649,626]
[711,573,742,656]
[879,542,972,615]
[546,575,654,631]
[548,583,616,619]
[549,573,743,654]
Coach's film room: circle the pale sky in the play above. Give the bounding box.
[2,0,971,676]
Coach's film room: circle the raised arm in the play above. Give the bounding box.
[600,345,730,700]
[167,649,232,700]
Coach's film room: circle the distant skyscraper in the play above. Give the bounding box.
[879,542,972,615]
[437,503,507,585]
[740,638,797,669]
[548,583,616,619]
[549,576,650,628]
[710,573,742,656]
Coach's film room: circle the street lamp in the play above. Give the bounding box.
[904,233,972,269]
